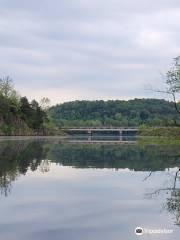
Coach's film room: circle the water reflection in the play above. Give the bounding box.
[68,135,138,142]
[0,138,180,237]
[1,139,180,195]
[0,140,47,196]
[145,168,180,227]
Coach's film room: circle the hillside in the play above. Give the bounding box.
[0,94,47,135]
[0,78,54,136]
[49,99,180,127]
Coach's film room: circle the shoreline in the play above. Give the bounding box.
[139,126,180,138]
[0,135,68,141]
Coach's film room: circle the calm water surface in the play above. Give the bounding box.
[0,137,180,240]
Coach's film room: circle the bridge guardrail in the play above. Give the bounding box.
[61,127,138,130]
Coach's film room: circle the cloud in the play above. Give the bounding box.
[0,0,180,104]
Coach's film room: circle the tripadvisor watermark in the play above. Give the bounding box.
[135,227,173,236]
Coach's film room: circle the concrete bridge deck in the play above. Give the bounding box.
[62,127,138,132]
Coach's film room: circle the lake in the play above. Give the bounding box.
[0,137,180,240]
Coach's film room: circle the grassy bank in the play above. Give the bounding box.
[139,126,180,145]
[139,126,180,138]
[138,136,180,145]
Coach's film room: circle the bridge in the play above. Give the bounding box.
[62,127,138,137]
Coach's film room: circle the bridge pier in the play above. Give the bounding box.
[88,134,92,141]
[88,129,92,135]
[87,130,92,141]
[119,130,123,141]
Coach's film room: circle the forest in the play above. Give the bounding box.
[1,71,180,135]
[49,99,180,127]
[49,56,180,128]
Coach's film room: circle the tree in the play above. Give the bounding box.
[31,100,46,130]
[139,110,149,122]
[20,97,32,119]
[0,76,19,101]
[20,98,47,130]
[146,169,180,226]
[164,57,180,115]
[39,97,51,111]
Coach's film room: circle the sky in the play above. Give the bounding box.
[0,0,180,104]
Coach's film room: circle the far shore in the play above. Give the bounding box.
[0,135,68,141]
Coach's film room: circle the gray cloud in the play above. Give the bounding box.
[0,0,180,103]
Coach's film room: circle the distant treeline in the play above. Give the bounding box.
[1,77,180,133]
[49,99,180,127]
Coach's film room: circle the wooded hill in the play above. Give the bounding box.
[1,77,180,134]
[0,77,53,135]
[49,99,180,127]
[0,94,48,135]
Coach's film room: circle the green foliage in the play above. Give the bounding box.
[0,76,19,104]
[20,98,47,130]
[49,99,180,127]
[0,77,49,135]
[139,127,180,139]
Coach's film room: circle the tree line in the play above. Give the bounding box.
[1,56,180,132]
[49,56,180,128]
[49,99,180,127]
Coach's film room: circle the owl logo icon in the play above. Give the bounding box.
[135,227,144,235]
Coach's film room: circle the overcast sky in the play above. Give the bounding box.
[0,0,180,104]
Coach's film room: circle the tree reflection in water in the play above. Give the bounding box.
[0,140,49,196]
[0,139,180,227]
[0,172,18,197]
[145,169,180,226]
[39,159,51,173]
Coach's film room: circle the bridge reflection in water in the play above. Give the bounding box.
[62,127,138,144]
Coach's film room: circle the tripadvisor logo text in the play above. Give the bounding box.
[135,227,173,236]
